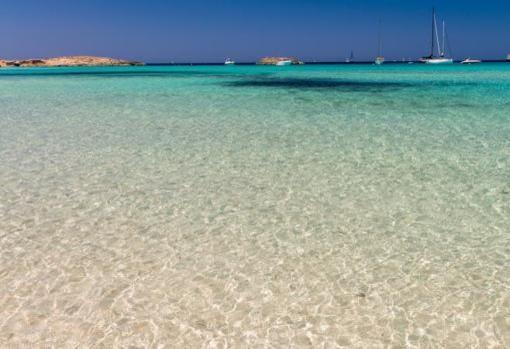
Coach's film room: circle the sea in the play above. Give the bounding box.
[1,63,509,348]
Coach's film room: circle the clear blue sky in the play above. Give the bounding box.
[1,0,509,62]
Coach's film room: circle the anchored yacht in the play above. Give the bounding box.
[420,9,453,64]
[374,20,385,65]
[345,51,354,63]
[461,58,481,64]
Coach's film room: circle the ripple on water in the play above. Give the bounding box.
[0,64,509,348]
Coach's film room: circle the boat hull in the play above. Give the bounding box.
[422,58,453,64]
[276,60,292,66]
[461,59,481,64]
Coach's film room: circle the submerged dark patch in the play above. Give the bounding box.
[225,78,412,91]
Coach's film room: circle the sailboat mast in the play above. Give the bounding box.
[434,12,441,57]
[430,8,435,57]
[378,19,382,57]
[442,21,446,57]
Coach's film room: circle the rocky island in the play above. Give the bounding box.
[257,57,304,65]
[0,56,144,67]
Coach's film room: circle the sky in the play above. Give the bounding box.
[1,0,509,63]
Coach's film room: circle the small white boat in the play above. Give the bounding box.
[506,54,510,61]
[276,60,292,66]
[224,59,235,65]
[461,58,481,64]
[345,51,354,63]
[375,56,385,65]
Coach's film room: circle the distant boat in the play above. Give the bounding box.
[276,60,292,66]
[257,57,301,65]
[345,51,354,63]
[224,58,235,65]
[423,57,453,64]
[461,58,481,64]
[507,54,510,61]
[420,8,453,64]
[374,20,385,65]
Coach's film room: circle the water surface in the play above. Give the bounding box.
[1,64,509,348]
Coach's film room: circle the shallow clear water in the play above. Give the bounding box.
[1,64,509,348]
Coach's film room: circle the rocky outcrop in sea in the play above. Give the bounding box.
[0,56,144,67]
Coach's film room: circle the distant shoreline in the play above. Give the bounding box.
[2,59,508,68]
[145,60,510,66]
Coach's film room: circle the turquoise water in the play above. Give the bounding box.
[1,64,509,347]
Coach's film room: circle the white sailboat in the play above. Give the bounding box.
[420,9,453,64]
[224,58,235,65]
[345,50,354,63]
[374,20,385,65]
